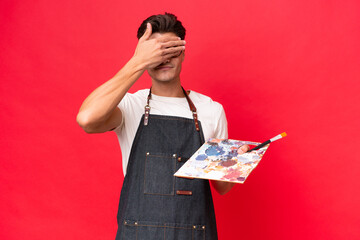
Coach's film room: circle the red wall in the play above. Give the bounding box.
[1,0,359,239]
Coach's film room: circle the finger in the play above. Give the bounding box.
[162,46,185,56]
[140,23,152,42]
[163,51,181,61]
[160,51,182,62]
[161,50,183,64]
[237,145,250,155]
[157,36,182,43]
[162,40,186,49]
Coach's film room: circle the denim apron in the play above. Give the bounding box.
[115,88,218,240]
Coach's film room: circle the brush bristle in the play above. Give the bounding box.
[281,132,287,137]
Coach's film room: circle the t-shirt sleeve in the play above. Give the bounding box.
[113,91,146,137]
[111,106,125,132]
[112,95,128,133]
[214,104,228,139]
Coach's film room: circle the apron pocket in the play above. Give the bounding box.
[144,152,176,195]
[123,220,206,240]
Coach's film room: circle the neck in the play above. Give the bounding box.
[151,79,185,98]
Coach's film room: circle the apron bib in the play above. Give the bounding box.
[115,88,218,240]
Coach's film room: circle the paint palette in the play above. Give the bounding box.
[174,138,269,183]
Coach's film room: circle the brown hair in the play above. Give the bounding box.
[137,13,186,40]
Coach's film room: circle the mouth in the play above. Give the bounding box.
[155,64,173,70]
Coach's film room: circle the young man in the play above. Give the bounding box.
[77,13,249,240]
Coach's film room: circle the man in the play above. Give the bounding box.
[77,13,249,240]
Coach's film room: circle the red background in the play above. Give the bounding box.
[1,0,360,239]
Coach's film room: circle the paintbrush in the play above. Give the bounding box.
[247,132,287,152]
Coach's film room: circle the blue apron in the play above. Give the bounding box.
[115,88,218,240]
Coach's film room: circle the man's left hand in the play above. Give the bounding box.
[237,144,250,154]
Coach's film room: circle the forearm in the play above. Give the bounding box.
[211,180,235,195]
[77,23,185,133]
[77,56,146,133]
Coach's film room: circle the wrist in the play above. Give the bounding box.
[129,55,148,72]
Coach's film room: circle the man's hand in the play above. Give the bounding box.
[211,144,250,195]
[133,23,186,69]
[237,144,250,154]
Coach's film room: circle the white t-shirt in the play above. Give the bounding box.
[114,89,228,175]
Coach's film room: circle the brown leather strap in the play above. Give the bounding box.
[181,87,200,132]
[143,88,152,126]
[144,87,200,132]
[176,190,193,196]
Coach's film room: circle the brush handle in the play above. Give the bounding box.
[247,140,270,152]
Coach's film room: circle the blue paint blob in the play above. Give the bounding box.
[205,146,225,156]
[195,154,207,161]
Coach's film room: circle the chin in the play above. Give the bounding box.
[153,77,176,83]
[149,73,176,83]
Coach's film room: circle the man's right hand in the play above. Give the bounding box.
[77,23,186,134]
[133,23,186,69]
